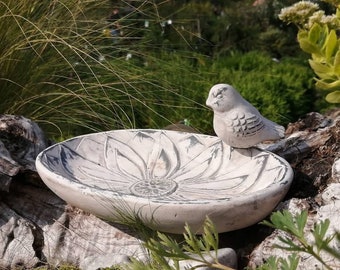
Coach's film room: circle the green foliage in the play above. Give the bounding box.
[125,0,300,58]
[298,23,340,103]
[279,1,340,103]
[256,254,299,270]
[262,210,308,239]
[0,0,210,138]
[1,0,321,140]
[207,51,316,126]
[116,210,340,270]
[121,50,317,133]
[258,27,298,58]
[122,218,234,270]
[0,0,125,137]
[261,210,340,270]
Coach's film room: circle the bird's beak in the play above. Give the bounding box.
[206,98,211,108]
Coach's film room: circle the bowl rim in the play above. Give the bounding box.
[35,128,294,208]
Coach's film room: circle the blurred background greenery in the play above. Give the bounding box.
[0,0,334,140]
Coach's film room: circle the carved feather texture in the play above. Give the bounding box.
[206,84,285,148]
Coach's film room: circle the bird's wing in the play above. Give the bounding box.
[227,111,265,137]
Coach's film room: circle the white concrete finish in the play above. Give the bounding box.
[206,84,285,148]
[36,129,293,234]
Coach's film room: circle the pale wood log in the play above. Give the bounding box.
[0,178,144,269]
[0,115,144,268]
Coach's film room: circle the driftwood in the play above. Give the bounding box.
[0,110,339,269]
[0,180,144,269]
[249,110,340,269]
[0,115,48,192]
[0,115,143,269]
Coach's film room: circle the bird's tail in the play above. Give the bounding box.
[264,118,285,139]
[275,124,285,138]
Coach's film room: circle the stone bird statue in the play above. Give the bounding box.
[206,83,285,148]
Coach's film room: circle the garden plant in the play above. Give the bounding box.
[279,0,340,103]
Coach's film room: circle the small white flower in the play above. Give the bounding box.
[320,14,340,28]
[125,53,132,61]
[98,54,105,62]
[279,1,319,27]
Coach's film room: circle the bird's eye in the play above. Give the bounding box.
[214,91,223,99]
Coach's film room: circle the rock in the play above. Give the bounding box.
[321,183,340,203]
[80,254,131,270]
[263,111,338,165]
[0,114,48,191]
[173,248,237,270]
[262,110,340,199]
[0,140,19,191]
[249,185,340,269]
[332,158,340,182]
[247,198,310,268]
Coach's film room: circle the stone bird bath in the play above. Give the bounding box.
[35,129,293,234]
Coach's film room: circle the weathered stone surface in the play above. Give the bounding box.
[248,199,310,268]
[261,110,340,199]
[175,248,238,270]
[248,185,340,269]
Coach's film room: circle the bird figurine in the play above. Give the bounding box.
[206,83,285,148]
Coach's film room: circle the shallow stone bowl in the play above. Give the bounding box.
[36,129,293,234]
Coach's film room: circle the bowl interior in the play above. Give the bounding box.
[38,129,291,204]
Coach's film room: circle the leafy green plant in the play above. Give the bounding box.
[207,51,316,126]
[122,218,235,270]
[116,210,340,270]
[279,0,340,103]
[255,254,299,270]
[297,22,340,103]
[1,0,323,140]
[261,210,340,270]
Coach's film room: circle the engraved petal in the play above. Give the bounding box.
[105,135,147,180]
[146,132,180,179]
[61,144,130,190]
[173,139,226,182]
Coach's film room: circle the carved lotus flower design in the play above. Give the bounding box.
[36,129,293,233]
[39,129,290,203]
